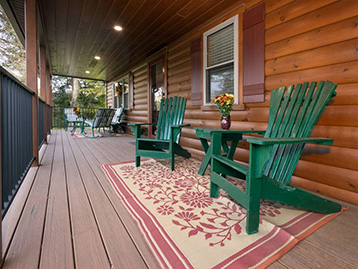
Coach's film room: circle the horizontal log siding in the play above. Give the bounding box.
[263,0,358,203]
[125,64,148,129]
[106,83,114,108]
[114,0,358,204]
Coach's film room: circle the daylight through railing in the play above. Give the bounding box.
[0,67,34,212]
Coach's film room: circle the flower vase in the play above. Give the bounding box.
[221,115,231,130]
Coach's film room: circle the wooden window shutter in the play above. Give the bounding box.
[191,37,202,106]
[243,3,265,103]
[129,71,134,110]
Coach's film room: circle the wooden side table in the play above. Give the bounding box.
[194,128,265,175]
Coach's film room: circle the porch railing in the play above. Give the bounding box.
[38,99,45,148]
[0,67,34,212]
[52,106,102,128]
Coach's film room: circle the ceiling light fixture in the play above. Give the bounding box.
[94,56,101,60]
[85,70,90,74]
[114,25,123,31]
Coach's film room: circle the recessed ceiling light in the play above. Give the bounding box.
[114,25,123,31]
[94,56,101,60]
[85,71,90,74]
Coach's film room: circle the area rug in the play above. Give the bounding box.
[101,157,344,268]
[70,128,126,139]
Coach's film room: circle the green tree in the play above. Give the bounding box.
[77,79,106,108]
[0,5,26,83]
[52,75,72,107]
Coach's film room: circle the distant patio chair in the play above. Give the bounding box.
[64,108,77,130]
[81,108,115,138]
[111,107,125,133]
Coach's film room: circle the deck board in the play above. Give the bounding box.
[61,130,110,268]
[66,131,148,268]
[40,130,74,268]
[75,135,161,269]
[3,130,57,268]
[2,129,357,268]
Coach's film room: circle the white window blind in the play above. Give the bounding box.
[207,24,234,67]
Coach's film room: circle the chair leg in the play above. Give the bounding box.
[210,180,220,198]
[246,197,260,235]
[170,153,175,171]
[135,156,140,167]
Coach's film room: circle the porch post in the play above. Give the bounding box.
[40,46,47,144]
[47,68,52,130]
[25,0,38,166]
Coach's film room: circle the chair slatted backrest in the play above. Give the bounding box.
[64,108,77,121]
[263,81,337,185]
[156,96,187,142]
[111,107,124,125]
[92,109,106,128]
[101,109,116,128]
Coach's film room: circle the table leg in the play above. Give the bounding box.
[71,122,76,135]
[198,138,211,176]
[227,139,239,160]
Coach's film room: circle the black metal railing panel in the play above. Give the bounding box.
[47,104,51,134]
[1,68,34,212]
[38,99,45,148]
[52,106,102,128]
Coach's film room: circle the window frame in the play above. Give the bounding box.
[203,15,239,105]
[114,75,130,109]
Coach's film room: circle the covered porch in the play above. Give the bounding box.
[1,130,357,268]
[0,0,358,267]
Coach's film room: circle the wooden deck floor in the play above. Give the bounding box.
[1,129,357,269]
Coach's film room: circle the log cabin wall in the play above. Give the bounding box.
[124,63,148,126]
[106,83,114,108]
[108,0,358,204]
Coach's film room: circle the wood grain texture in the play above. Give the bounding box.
[61,131,109,268]
[265,0,358,44]
[265,0,338,29]
[3,131,57,268]
[39,131,73,268]
[66,132,148,268]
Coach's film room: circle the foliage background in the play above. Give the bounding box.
[0,5,26,83]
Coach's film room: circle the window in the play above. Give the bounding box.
[114,75,129,109]
[203,15,238,105]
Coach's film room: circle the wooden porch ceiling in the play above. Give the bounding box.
[36,0,242,82]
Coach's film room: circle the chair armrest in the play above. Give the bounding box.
[128,123,157,126]
[170,124,191,128]
[246,137,333,146]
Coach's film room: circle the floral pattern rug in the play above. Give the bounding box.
[101,157,343,269]
[70,128,125,139]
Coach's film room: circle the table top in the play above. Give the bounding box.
[67,118,84,123]
[194,127,262,134]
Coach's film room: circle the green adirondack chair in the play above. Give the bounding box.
[81,108,115,138]
[210,81,342,234]
[130,96,191,171]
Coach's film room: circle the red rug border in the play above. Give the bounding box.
[101,158,346,268]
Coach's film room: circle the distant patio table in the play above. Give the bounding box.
[68,118,84,135]
[194,128,265,175]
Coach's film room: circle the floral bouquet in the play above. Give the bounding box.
[211,93,234,117]
[73,107,81,117]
